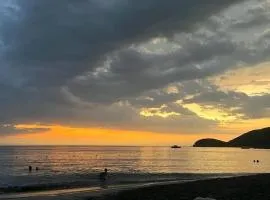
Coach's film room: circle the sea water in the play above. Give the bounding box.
[0,146,269,191]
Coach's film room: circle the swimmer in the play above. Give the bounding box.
[99,168,108,181]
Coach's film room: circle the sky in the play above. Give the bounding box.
[1,0,270,146]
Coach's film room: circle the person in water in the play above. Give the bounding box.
[99,168,108,181]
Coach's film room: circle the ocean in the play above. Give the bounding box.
[0,146,270,192]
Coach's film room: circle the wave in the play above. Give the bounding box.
[0,172,244,194]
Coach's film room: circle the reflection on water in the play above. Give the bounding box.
[1,146,270,175]
[0,146,270,188]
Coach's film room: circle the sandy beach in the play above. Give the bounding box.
[0,179,193,200]
[93,174,270,200]
[1,174,270,200]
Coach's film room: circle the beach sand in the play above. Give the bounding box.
[1,174,270,200]
[93,174,270,200]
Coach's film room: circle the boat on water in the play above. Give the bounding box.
[171,145,181,148]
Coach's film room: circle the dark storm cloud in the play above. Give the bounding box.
[68,2,270,105]
[1,0,244,87]
[0,0,245,121]
[69,34,239,103]
[2,0,270,134]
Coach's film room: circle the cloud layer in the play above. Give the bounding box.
[0,124,50,136]
[1,0,270,135]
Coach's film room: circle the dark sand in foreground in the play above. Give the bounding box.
[92,174,270,200]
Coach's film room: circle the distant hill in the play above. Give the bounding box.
[193,127,270,149]
[193,138,227,147]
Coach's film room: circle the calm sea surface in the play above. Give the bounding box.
[0,146,270,190]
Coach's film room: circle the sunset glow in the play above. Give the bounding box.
[0,124,229,146]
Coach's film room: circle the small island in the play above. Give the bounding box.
[193,127,270,149]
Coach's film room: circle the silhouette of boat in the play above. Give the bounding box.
[171,145,181,148]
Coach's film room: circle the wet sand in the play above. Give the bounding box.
[0,180,190,200]
[94,174,270,200]
[1,174,270,200]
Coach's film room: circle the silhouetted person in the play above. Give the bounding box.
[29,166,32,172]
[99,168,108,181]
[257,160,259,163]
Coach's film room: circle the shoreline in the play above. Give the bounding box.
[96,173,270,200]
[0,174,267,200]
[0,179,197,200]
[0,173,241,194]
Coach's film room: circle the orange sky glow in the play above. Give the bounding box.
[2,118,270,146]
[0,124,239,146]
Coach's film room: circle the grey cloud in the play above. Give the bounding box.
[238,94,270,119]
[135,113,219,134]
[0,124,50,136]
[69,33,239,104]
[182,83,270,120]
[68,4,270,106]
[183,90,248,106]
[1,0,244,88]
[79,3,270,107]
[2,0,270,135]
[78,102,217,134]
[0,84,79,125]
[128,89,183,108]
[230,3,270,29]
